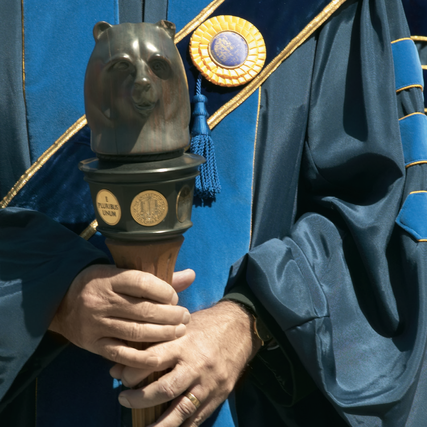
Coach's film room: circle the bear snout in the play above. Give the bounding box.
[131,78,157,113]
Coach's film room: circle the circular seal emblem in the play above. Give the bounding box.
[176,185,193,223]
[210,32,249,68]
[96,189,121,226]
[190,15,266,87]
[130,190,168,227]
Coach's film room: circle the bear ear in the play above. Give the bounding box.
[156,20,176,39]
[93,21,112,41]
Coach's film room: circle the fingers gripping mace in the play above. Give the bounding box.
[79,20,204,426]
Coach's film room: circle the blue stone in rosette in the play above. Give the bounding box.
[209,31,249,68]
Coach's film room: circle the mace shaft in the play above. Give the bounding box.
[106,236,184,427]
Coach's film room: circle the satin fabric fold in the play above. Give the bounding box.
[227,0,427,425]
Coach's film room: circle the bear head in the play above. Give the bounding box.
[84,20,190,157]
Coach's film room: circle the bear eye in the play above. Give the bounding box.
[113,61,130,71]
[149,57,171,80]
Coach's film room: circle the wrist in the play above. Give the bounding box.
[214,301,263,359]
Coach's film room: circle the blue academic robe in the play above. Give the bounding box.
[1,0,427,426]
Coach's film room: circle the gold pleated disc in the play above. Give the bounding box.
[190,15,266,87]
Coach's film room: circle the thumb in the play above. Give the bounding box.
[172,269,195,293]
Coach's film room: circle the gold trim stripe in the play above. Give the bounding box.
[391,37,412,44]
[396,84,423,93]
[175,0,225,44]
[422,65,427,71]
[80,220,98,240]
[411,36,427,43]
[249,87,262,246]
[0,116,87,208]
[406,161,427,168]
[399,111,425,121]
[207,0,348,129]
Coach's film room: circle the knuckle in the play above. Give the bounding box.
[133,272,149,292]
[104,345,121,363]
[217,368,229,387]
[175,399,196,418]
[129,322,144,341]
[140,301,155,321]
[215,368,233,394]
[194,352,212,373]
[158,379,179,401]
[122,270,151,297]
[79,290,98,310]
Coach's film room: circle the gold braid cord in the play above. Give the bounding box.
[411,35,427,43]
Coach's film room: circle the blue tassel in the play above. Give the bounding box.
[190,76,221,200]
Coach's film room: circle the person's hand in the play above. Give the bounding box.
[49,265,195,368]
[110,301,262,427]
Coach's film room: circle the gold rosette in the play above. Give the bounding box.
[189,15,266,87]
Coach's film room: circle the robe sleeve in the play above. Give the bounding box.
[0,207,109,408]
[224,0,427,423]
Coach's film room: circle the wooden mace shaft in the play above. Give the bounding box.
[106,236,184,427]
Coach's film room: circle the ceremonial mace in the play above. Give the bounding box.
[79,20,204,426]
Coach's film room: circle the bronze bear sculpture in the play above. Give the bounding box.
[84,20,190,157]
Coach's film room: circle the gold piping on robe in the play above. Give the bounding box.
[175,0,225,43]
[391,37,412,44]
[406,160,427,168]
[411,36,427,43]
[399,111,425,121]
[80,220,99,240]
[0,116,87,208]
[207,0,348,130]
[396,84,423,93]
[249,87,262,246]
